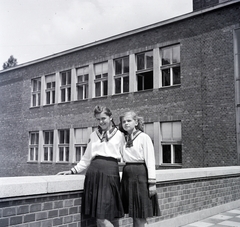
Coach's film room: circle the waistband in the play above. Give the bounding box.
[93,155,118,163]
[125,161,145,165]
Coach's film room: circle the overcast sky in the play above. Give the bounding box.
[0,0,192,66]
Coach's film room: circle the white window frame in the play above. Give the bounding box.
[45,75,56,105]
[94,62,108,97]
[60,70,71,102]
[76,66,89,100]
[29,132,39,162]
[74,128,89,162]
[114,56,129,94]
[58,129,70,162]
[43,130,54,162]
[136,50,154,91]
[160,121,182,164]
[160,44,181,87]
[31,78,41,107]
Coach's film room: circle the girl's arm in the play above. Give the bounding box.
[142,133,157,196]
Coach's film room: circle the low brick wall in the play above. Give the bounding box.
[1,167,240,227]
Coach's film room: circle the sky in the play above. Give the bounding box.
[0,0,192,66]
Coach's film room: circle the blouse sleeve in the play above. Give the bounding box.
[142,133,156,184]
[71,133,93,174]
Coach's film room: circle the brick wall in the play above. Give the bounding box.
[0,2,240,176]
[1,167,240,227]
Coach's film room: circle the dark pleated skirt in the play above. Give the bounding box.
[82,156,124,220]
[121,163,161,219]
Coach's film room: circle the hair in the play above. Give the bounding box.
[93,105,117,127]
[93,105,112,117]
[119,111,144,133]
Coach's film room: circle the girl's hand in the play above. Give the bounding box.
[56,170,72,175]
[149,184,157,197]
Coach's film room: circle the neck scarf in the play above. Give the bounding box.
[96,126,118,142]
[125,130,142,148]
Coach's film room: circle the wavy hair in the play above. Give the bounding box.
[119,111,144,133]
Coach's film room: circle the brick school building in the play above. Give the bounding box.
[0,0,240,177]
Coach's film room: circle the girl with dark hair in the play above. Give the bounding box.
[57,105,124,227]
[119,111,160,227]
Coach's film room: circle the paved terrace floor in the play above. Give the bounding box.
[181,207,240,227]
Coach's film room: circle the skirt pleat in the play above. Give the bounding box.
[121,163,160,219]
[82,156,124,220]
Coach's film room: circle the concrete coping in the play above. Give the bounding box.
[1,166,240,199]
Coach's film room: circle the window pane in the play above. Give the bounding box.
[67,71,71,85]
[66,130,70,144]
[162,48,171,65]
[61,89,65,102]
[76,147,81,162]
[123,57,129,73]
[46,82,52,89]
[33,80,38,91]
[45,132,49,144]
[115,78,121,94]
[102,62,108,73]
[95,82,101,97]
[137,54,145,70]
[144,123,154,141]
[85,85,88,99]
[137,75,143,91]
[44,148,48,161]
[67,87,71,101]
[38,81,41,91]
[50,131,54,144]
[78,86,84,100]
[173,67,181,85]
[66,147,69,161]
[163,145,171,163]
[52,82,55,88]
[78,75,83,83]
[61,72,66,85]
[38,94,41,106]
[59,147,64,161]
[174,145,182,163]
[161,122,172,140]
[172,45,180,63]
[115,59,122,75]
[36,133,39,144]
[162,68,170,86]
[95,63,102,75]
[173,121,182,140]
[146,51,153,68]
[30,148,34,160]
[50,147,53,161]
[32,94,36,106]
[84,74,89,82]
[52,91,55,103]
[46,91,50,104]
[35,148,38,160]
[30,133,35,144]
[123,76,129,92]
[59,130,64,143]
[103,80,108,95]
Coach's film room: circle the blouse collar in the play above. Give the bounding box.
[96,126,118,142]
[125,130,142,148]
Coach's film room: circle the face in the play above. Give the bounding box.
[95,112,112,131]
[122,113,137,134]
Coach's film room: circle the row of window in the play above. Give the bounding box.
[29,121,182,165]
[31,44,180,107]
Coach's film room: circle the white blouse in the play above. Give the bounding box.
[71,129,123,174]
[122,132,156,184]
